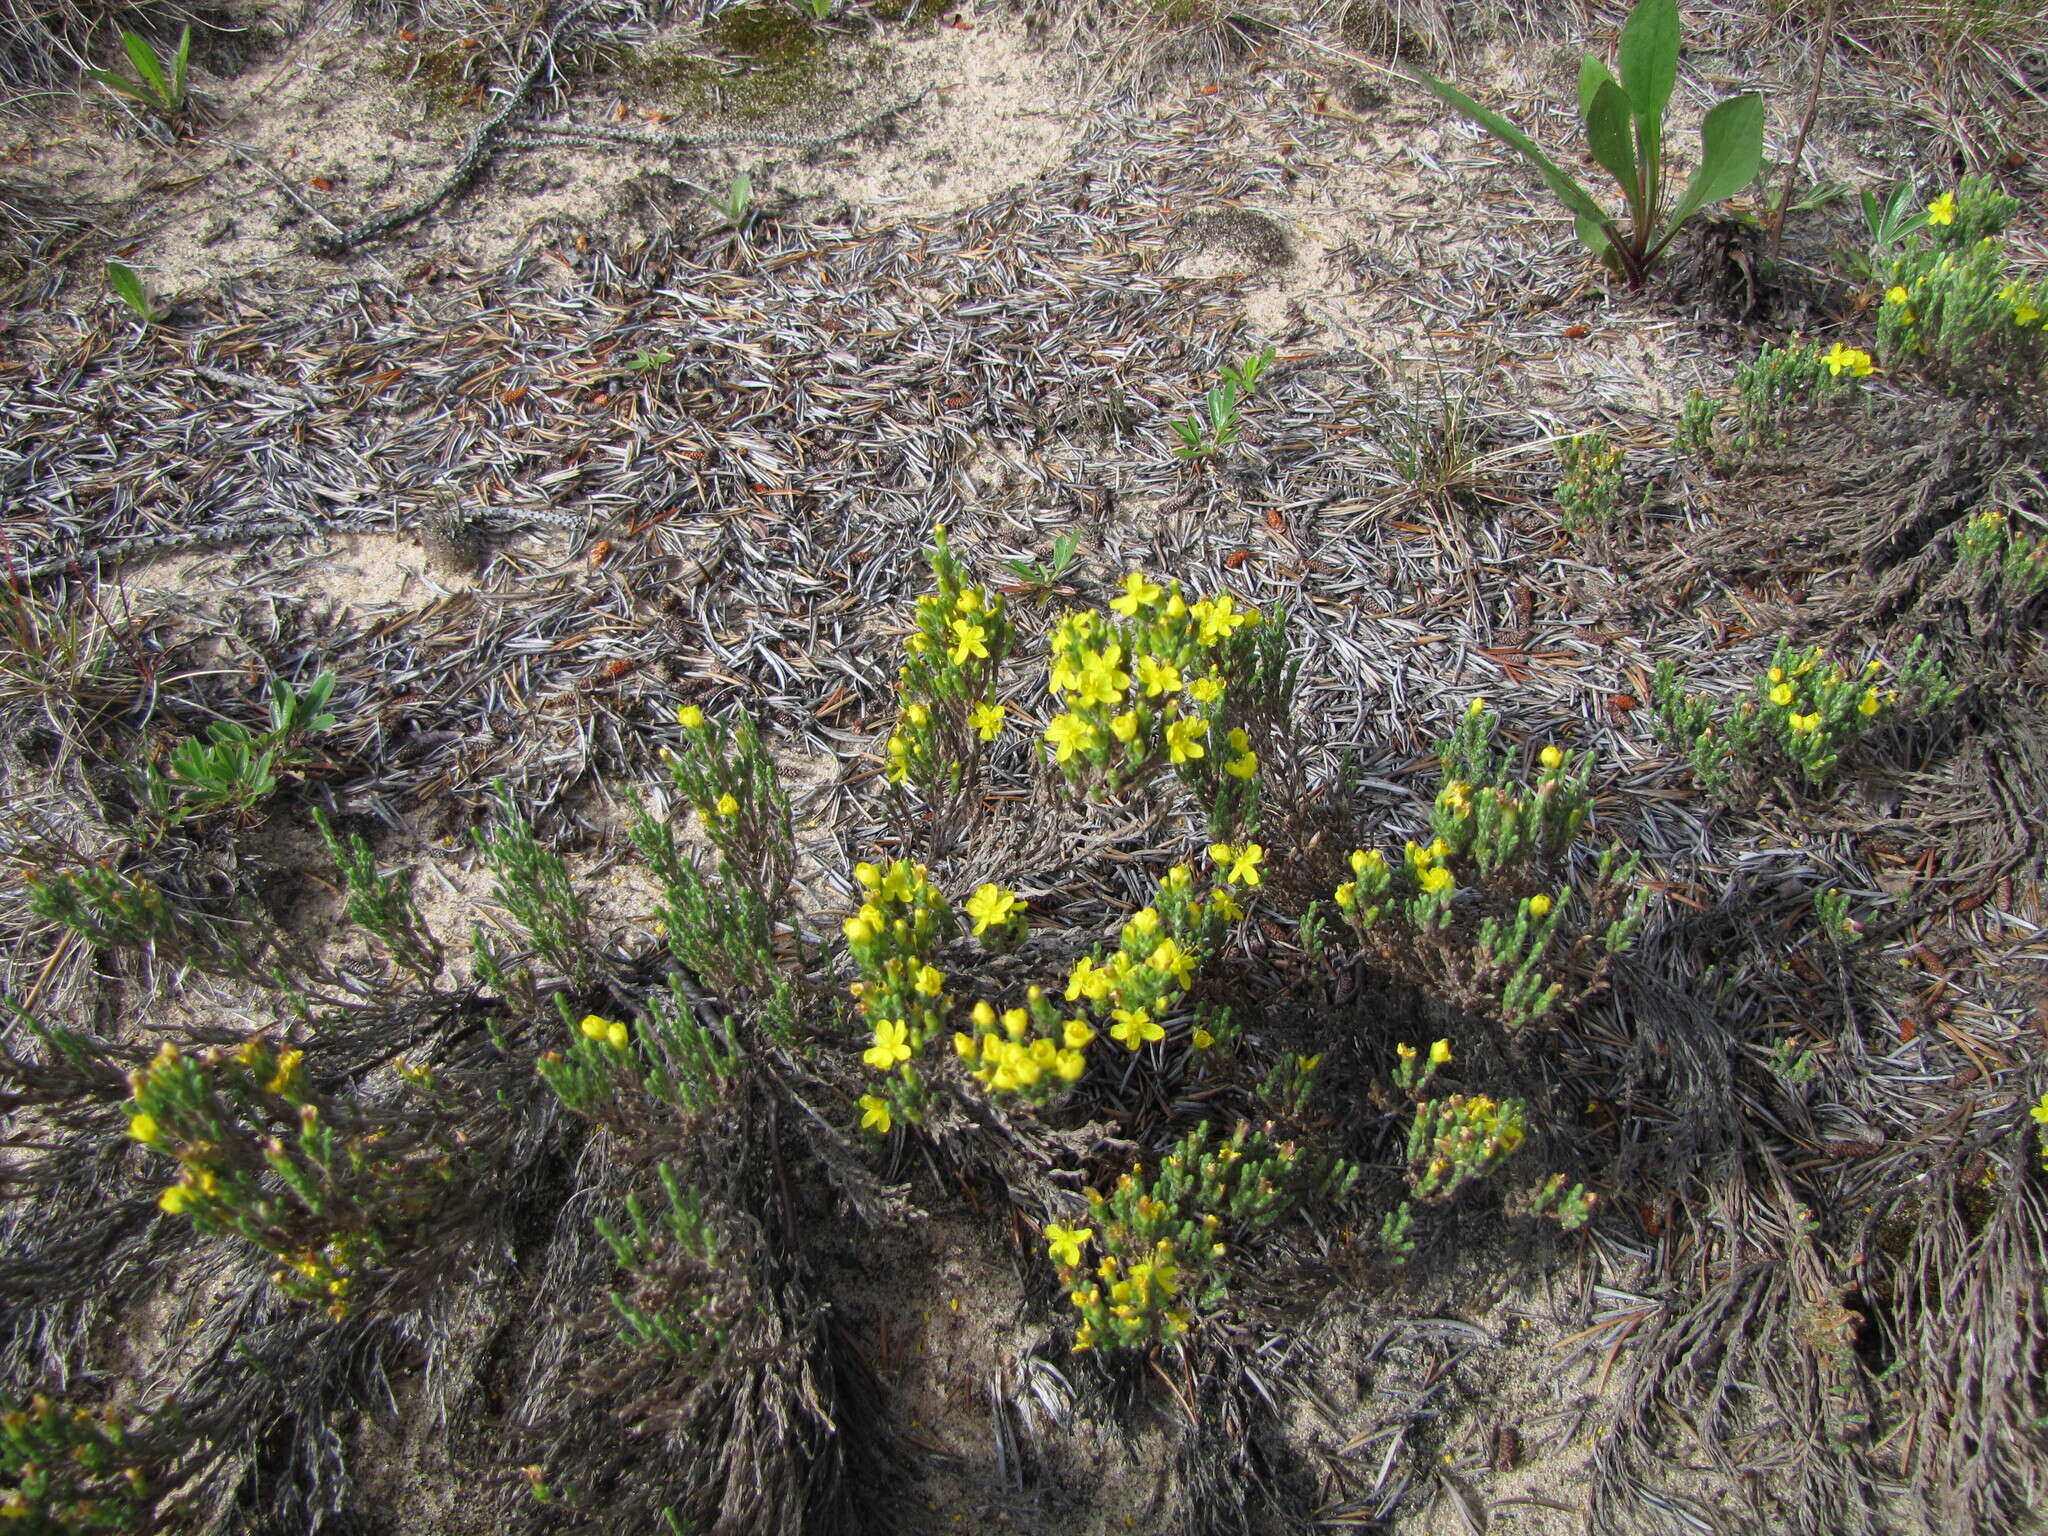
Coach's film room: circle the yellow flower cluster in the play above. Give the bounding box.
[128,1037,447,1317]
[1743,644,1894,783]
[845,861,956,1119]
[1334,839,1457,933]
[953,863,1231,1102]
[1046,1122,1310,1352]
[886,527,1014,794]
[1407,1092,1528,1202]
[1042,572,1261,799]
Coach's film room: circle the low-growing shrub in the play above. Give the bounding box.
[1876,176,2046,389]
[1651,636,1957,793]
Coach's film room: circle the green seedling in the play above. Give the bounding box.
[1003,530,1081,592]
[86,26,192,114]
[625,348,675,373]
[105,261,162,324]
[1414,0,1763,287]
[709,173,753,228]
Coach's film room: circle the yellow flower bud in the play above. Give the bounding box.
[676,705,704,729]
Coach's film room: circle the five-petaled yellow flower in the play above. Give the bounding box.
[1045,712,1096,764]
[1110,572,1163,616]
[1926,192,1955,226]
[968,701,1007,741]
[1109,1008,1165,1049]
[950,618,989,665]
[864,1019,912,1070]
[1043,1222,1093,1267]
[1209,842,1264,887]
[713,793,740,817]
[1770,683,1795,706]
[965,882,1023,936]
[1165,714,1206,764]
[1136,654,1181,697]
[1822,342,1874,378]
[858,1094,893,1135]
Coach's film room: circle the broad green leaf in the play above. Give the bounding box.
[84,68,150,104]
[171,26,191,109]
[1411,68,1613,235]
[1573,212,1617,268]
[1616,0,1678,123]
[121,31,168,103]
[1652,92,1764,257]
[1583,80,1641,226]
[104,261,154,321]
[1577,55,1618,121]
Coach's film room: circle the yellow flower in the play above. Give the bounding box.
[1538,745,1563,771]
[968,701,1007,741]
[1193,593,1254,644]
[1165,714,1206,764]
[1767,667,1784,684]
[914,963,945,997]
[1210,888,1242,921]
[1110,572,1163,616]
[1188,673,1224,704]
[1110,711,1139,744]
[957,585,982,614]
[1210,842,1263,887]
[843,913,877,946]
[1135,654,1181,697]
[579,1014,614,1041]
[1822,342,1874,378]
[1109,1009,1164,1049]
[158,1184,192,1214]
[605,1021,628,1051]
[1045,712,1096,764]
[965,882,1023,936]
[904,702,929,729]
[714,793,740,817]
[1004,1009,1030,1041]
[972,1000,997,1029]
[1044,1222,1093,1267]
[1192,1027,1215,1049]
[1926,192,1955,226]
[128,1114,160,1144]
[1419,865,1455,895]
[1770,683,1795,707]
[1527,893,1552,919]
[858,1094,893,1134]
[1858,688,1881,717]
[954,1031,979,1059]
[1885,285,1910,307]
[863,1019,912,1070]
[1147,938,1195,986]
[1429,1039,1453,1066]
[950,618,989,665]
[1053,1048,1087,1081]
[1063,1018,1095,1050]
[1065,956,1112,1002]
[1789,712,1821,734]
[2031,1092,2048,1128]
[676,705,704,729]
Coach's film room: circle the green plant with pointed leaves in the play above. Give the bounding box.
[104,262,162,325]
[1414,0,1763,288]
[86,26,192,115]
